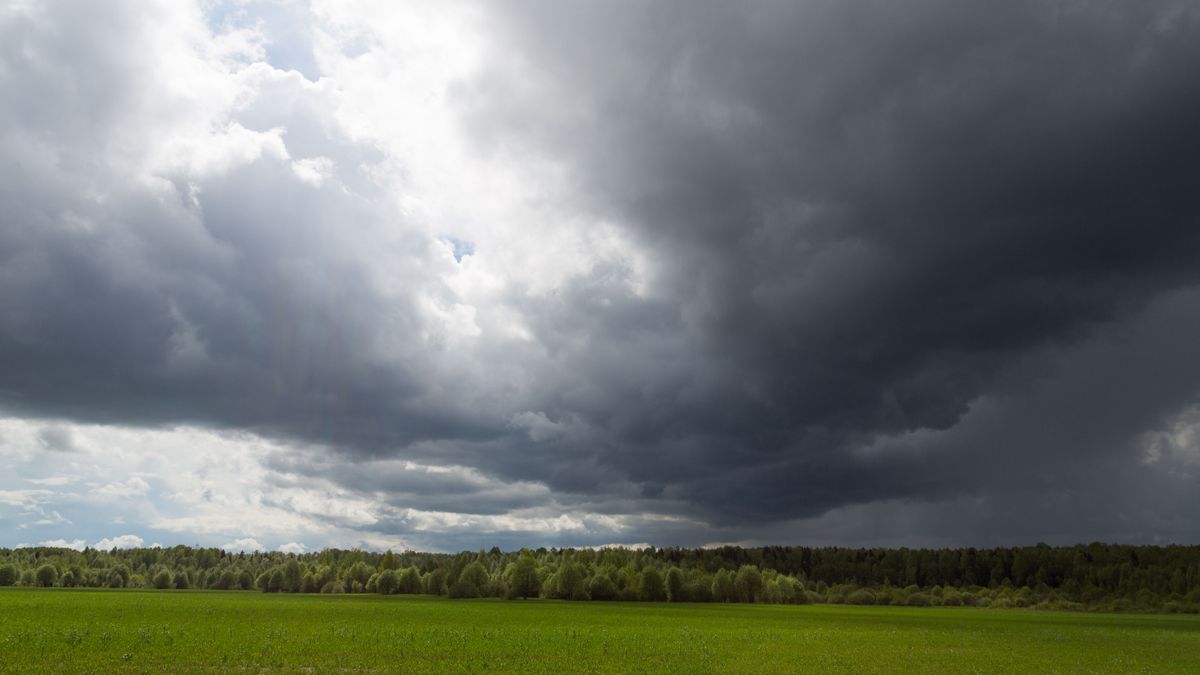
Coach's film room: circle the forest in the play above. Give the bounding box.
[2,543,1198,614]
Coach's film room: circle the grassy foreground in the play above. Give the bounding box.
[1,589,1198,673]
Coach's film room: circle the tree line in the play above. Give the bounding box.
[1,543,1198,613]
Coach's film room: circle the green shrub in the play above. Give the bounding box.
[906,593,932,607]
[847,589,876,605]
[447,579,481,599]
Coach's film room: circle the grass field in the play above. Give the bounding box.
[1,589,1198,673]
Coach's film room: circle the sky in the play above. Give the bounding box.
[2,0,1200,554]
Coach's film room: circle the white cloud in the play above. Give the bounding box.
[24,476,74,486]
[223,537,266,552]
[278,542,307,554]
[585,542,652,551]
[1142,403,1200,466]
[291,156,334,186]
[93,534,145,550]
[37,538,87,551]
[95,476,151,498]
[0,414,645,552]
[29,510,71,526]
[354,535,413,552]
[0,489,53,508]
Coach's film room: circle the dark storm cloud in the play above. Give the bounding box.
[3,0,1200,546]
[449,0,1200,531]
[261,449,557,516]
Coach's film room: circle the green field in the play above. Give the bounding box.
[1,589,1198,673]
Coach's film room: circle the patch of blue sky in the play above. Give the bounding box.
[442,235,476,263]
[203,0,321,80]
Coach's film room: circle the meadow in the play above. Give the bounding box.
[1,588,1198,673]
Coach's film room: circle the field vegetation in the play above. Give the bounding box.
[1,588,1198,672]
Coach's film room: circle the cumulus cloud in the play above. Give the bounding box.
[278,542,307,554]
[1,0,1200,550]
[37,538,87,551]
[223,537,266,553]
[93,534,145,550]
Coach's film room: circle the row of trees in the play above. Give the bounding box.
[2,543,1199,613]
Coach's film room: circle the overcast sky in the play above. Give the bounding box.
[2,0,1200,554]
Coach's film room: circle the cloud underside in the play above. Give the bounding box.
[2,0,1200,550]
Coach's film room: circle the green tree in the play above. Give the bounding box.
[448,561,488,598]
[507,551,540,599]
[423,568,447,595]
[588,573,617,600]
[346,561,372,591]
[212,569,237,590]
[484,569,506,597]
[313,565,335,592]
[107,565,130,588]
[687,576,714,603]
[36,564,58,587]
[556,559,588,600]
[712,569,734,603]
[665,567,686,602]
[1012,550,1032,587]
[257,569,284,593]
[460,561,489,591]
[776,575,799,603]
[283,559,302,593]
[735,565,762,603]
[398,567,422,594]
[376,569,399,595]
[0,564,18,586]
[540,572,560,599]
[639,567,666,602]
[152,569,173,589]
[447,577,481,598]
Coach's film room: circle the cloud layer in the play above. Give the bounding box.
[2,0,1200,550]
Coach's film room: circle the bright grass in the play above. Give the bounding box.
[1,588,1198,673]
